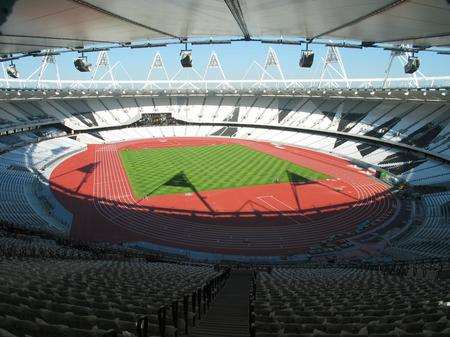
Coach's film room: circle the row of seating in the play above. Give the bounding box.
[252,267,450,337]
[392,192,450,258]
[0,253,220,337]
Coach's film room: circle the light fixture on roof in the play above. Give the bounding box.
[299,40,314,68]
[6,61,19,78]
[74,53,92,72]
[404,54,420,74]
[180,42,192,68]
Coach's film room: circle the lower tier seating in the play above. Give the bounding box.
[253,267,450,337]
[0,257,219,337]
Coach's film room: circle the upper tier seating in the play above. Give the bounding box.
[96,124,450,185]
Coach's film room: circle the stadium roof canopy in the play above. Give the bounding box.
[1,0,450,55]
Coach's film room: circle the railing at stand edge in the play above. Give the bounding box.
[136,267,230,337]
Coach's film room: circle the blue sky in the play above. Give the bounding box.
[9,41,450,81]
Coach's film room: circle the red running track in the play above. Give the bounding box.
[50,137,398,256]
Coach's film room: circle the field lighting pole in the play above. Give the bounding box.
[144,52,171,90]
[26,50,62,89]
[203,52,232,90]
[319,45,349,89]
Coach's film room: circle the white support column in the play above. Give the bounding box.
[319,45,349,88]
[260,47,285,86]
[90,51,119,89]
[144,51,171,90]
[24,51,61,89]
[203,51,232,90]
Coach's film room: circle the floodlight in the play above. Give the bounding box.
[74,55,92,72]
[6,62,19,78]
[180,50,192,68]
[404,56,420,74]
[180,42,192,68]
[300,50,314,68]
[300,41,314,68]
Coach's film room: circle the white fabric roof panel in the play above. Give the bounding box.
[239,0,395,38]
[331,0,450,45]
[0,0,449,55]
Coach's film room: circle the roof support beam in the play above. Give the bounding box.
[311,0,409,40]
[376,31,450,44]
[0,41,66,49]
[224,0,251,40]
[0,33,119,45]
[68,0,180,40]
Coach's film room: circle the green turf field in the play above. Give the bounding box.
[119,144,330,198]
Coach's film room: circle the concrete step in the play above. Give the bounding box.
[190,271,251,337]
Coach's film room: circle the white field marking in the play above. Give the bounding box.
[94,179,129,186]
[256,196,310,224]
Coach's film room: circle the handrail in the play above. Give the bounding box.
[249,271,257,337]
[135,268,231,337]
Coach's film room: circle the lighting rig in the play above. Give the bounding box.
[0,37,448,77]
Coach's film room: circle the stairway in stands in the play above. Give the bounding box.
[191,271,251,337]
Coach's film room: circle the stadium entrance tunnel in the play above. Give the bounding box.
[49,137,404,260]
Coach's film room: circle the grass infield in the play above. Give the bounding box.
[119,144,330,198]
